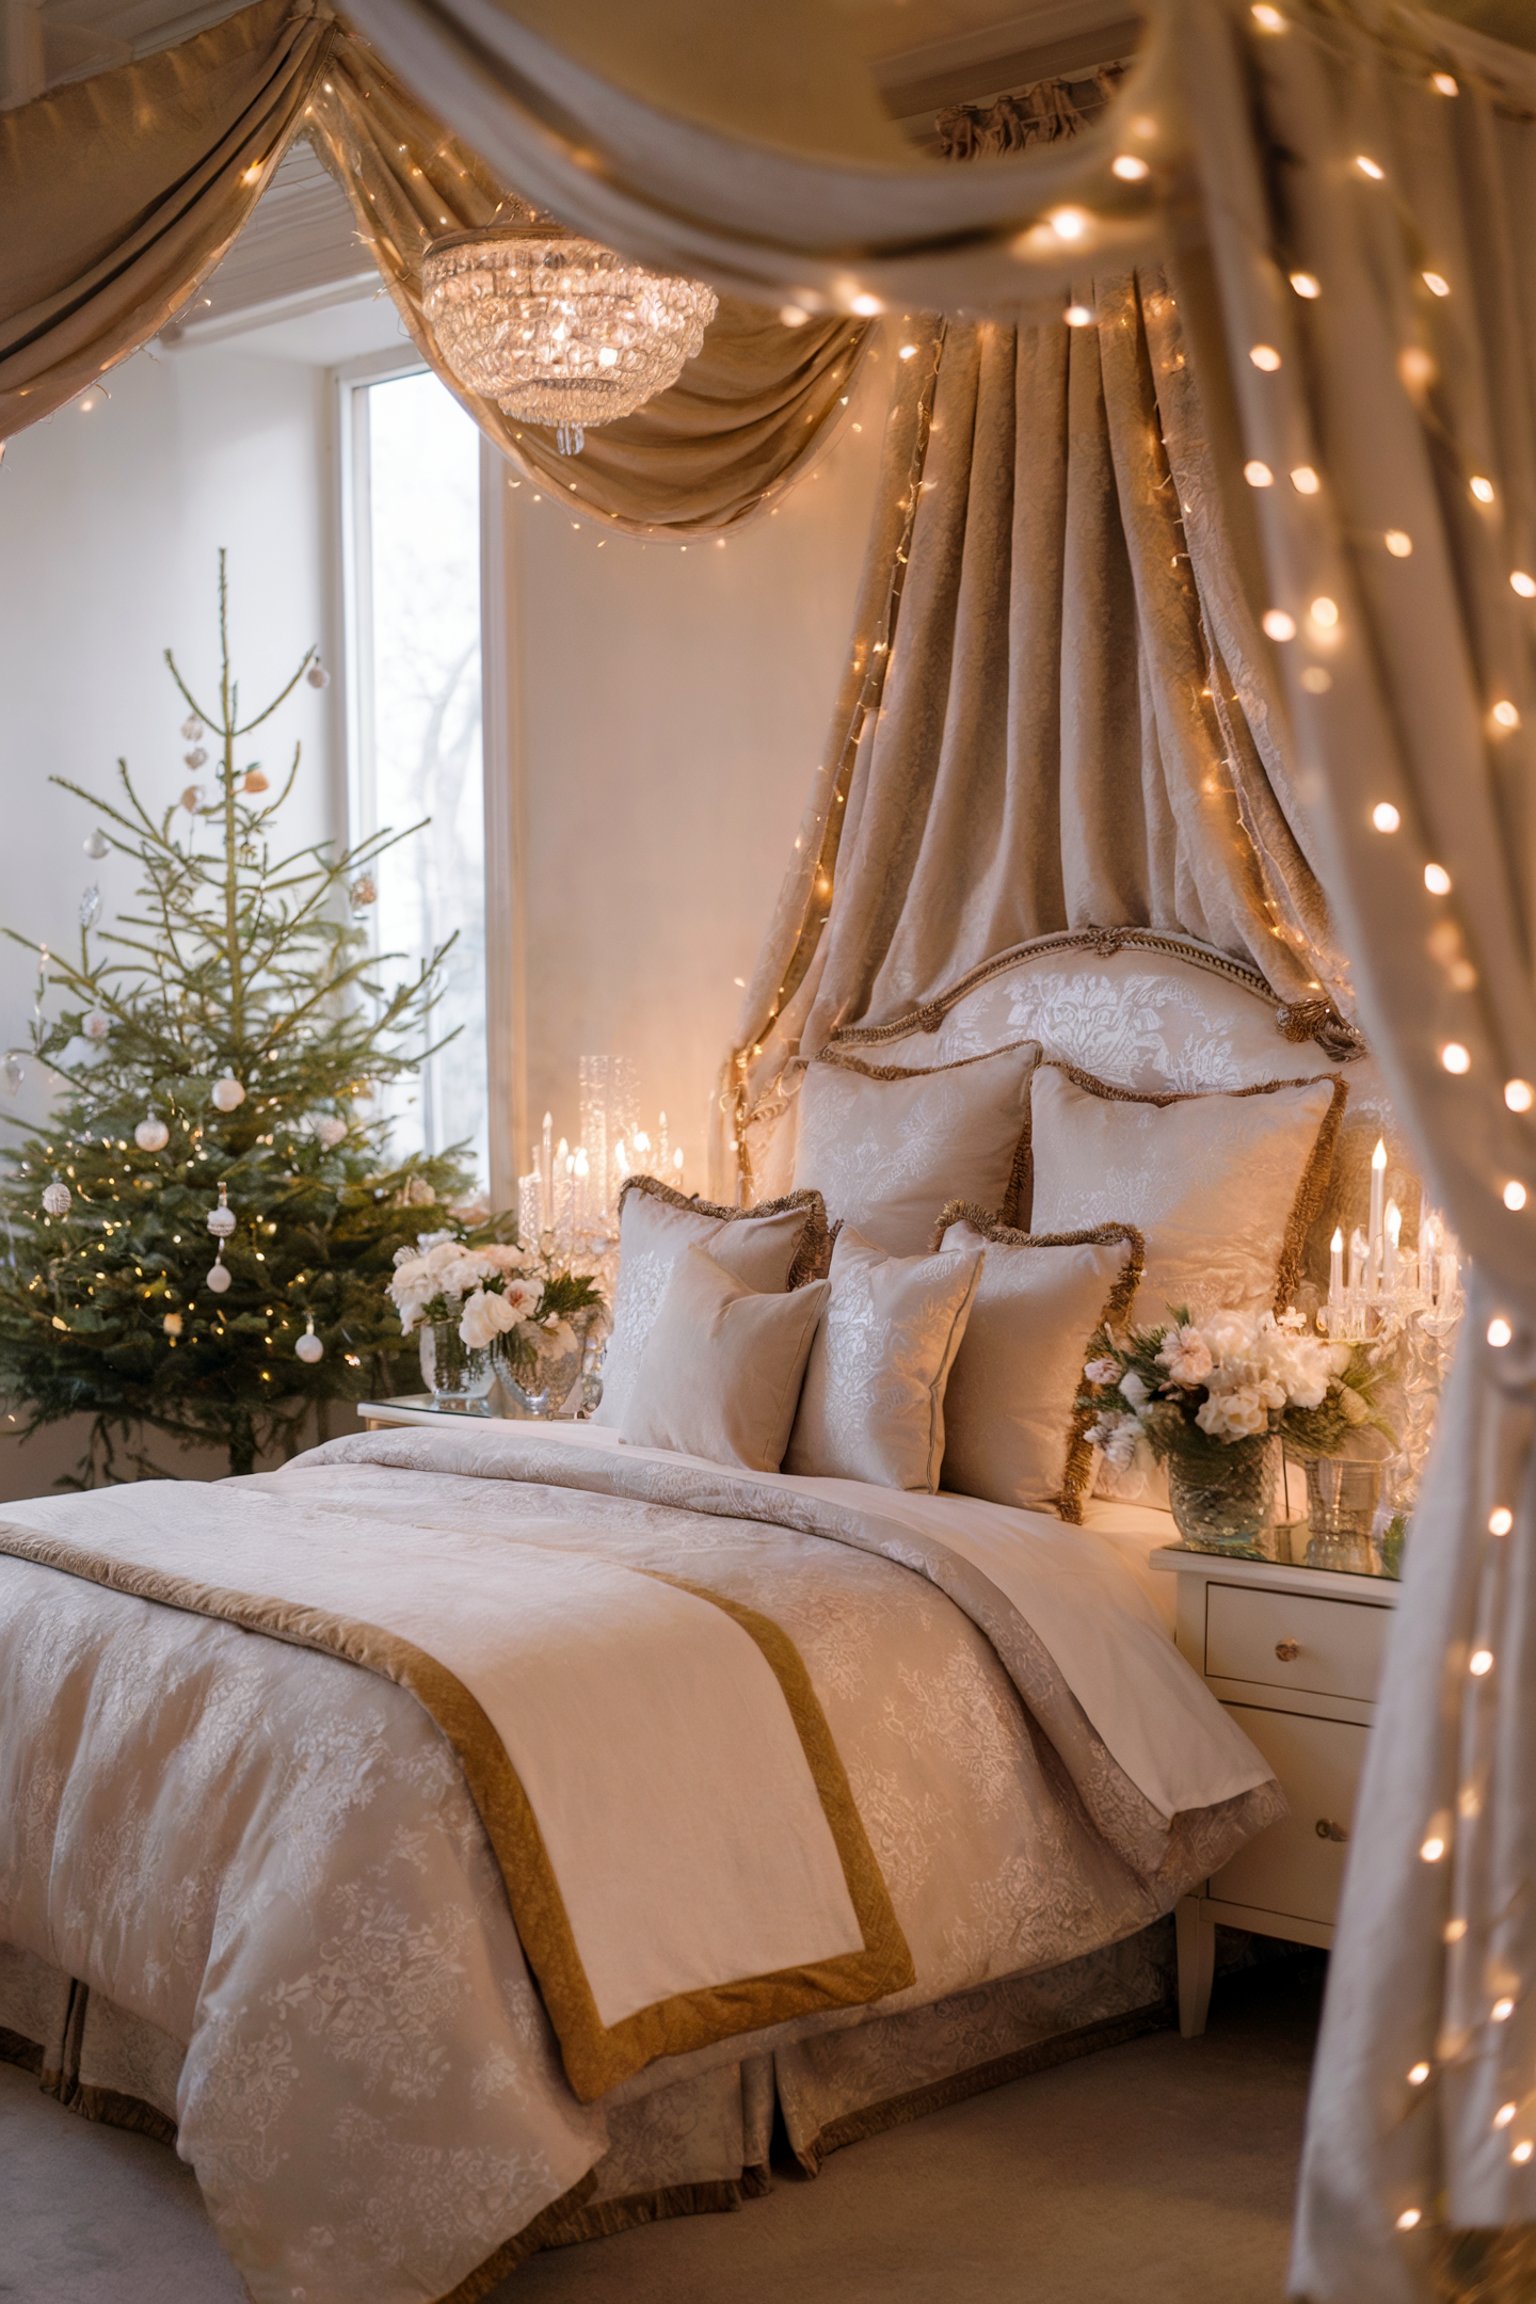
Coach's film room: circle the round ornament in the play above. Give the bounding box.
[184,746,208,771]
[180,715,203,743]
[312,1115,347,1150]
[211,1073,246,1113]
[42,1177,71,1218]
[349,874,377,910]
[135,1114,170,1152]
[181,785,203,814]
[306,659,330,689]
[163,1311,183,1338]
[84,828,109,861]
[295,1316,324,1364]
[82,1008,109,1041]
[206,1182,236,1239]
[243,768,269,795]
[206,1252,232,1294]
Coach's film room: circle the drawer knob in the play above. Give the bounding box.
[1315,1818,1350,1844]
[1275,1638,1301,1662]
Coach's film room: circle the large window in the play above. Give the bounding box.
[344,367,488,1184]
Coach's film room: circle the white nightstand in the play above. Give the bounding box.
[1150,1545,1400,2037]
[356,1395,503,1433]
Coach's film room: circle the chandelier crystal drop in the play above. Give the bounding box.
[421,215,718,455]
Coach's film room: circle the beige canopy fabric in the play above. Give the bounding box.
[0,3,868,534]
[307,45,871,535]
[729,267,1351,1193]
[0,0,329,435]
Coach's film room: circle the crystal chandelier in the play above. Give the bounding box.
[422,213,718,455]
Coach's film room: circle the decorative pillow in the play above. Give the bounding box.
[1023,1061,1346,1322]
[790,1038,1040,1255]
[619,1246,830,1472]
[784,1225,983,1492]
[933,1206,1145,1522]
[596,1178,829,1428]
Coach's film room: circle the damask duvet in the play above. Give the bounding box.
[0,1420,1281,2303]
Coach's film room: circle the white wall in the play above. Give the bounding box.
[501,342,891,1185]
[0,341,338,1493]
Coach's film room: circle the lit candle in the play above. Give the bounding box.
[1349,1226,1367,1297]
[1385,1199,1401,1292]
[633,1129,652,1176]
[573,1145,590,1229]
[1369,1139,1387,1288]
[1420,1206,1441,1303]
[542,1111,554,1231]
[1329,1225,1344,1315]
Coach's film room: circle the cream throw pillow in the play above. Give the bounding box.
[619,1246,830,1472]
[1024,1062,1346,1323]
[597,1180,828,1427]
[935,1208,1145,1521]
[791,1038,1039,1256]
[784,1225,983,1492]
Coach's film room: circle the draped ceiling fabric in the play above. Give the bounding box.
[329,2,1536,2296]
[0,9,869,536]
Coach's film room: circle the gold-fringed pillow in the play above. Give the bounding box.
[618,1246,830,1472]
[1022,1061,1346,1324]
[596,1178,829,1428]
[783,1225,983,1492]
[790,1038,1040,1256]
[933,1207,1145,1522]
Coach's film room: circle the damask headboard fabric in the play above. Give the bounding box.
[768,929,1413,1301]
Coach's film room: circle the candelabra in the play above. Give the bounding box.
[516,1056,688,1285]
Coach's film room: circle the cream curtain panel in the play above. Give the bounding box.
[729,270,1349,1188]
[0,7,867,535]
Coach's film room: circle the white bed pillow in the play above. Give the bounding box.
[619,1246,829,1472]
[596,1179,829,1427]
[790,1038,1040,1256]
[1024,1061,1346,1323]
[934,1208,1145,1522]
[784,1225,983,1492]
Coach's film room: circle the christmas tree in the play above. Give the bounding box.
[0,554,494,1481]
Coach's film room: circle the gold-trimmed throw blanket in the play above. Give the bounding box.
[0,1481,909,2103]
[0,1420,1281,2304]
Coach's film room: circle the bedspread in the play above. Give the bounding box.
[0,1422,1282,2304]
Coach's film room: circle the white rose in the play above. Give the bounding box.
[481,1242,532,1275]
[459,1289,520,1349]
[500,1278,541,1320]
[1157,1325,1214,1386]
[1084,1356,1120,1386]
[1196,1386,1268,1442]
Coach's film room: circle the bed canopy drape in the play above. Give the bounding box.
[0,1,869,535]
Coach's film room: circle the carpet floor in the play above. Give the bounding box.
[0,1956,1323,2304]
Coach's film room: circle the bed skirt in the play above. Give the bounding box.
[0,1926,1175,2256]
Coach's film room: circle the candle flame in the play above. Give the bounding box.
[1372,1138,1387,1170]
[1331,1226,1344,1251]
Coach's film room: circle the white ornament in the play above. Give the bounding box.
[180,715,203,742]
[79,885,102,930]
[181,785,203,814]
[84,828,109,860]
[211,1073,246,1112]
[2,1051,23,1095]
[349,874,377,910]
[206,1253,232,1294]
[295,1316,324,1364]
[82,1009,109,1042]
[135,1114,170,1152]
[184,746,208,771]
[306,659,330,689]
[313,1115,347,1149]
[206,1182,236,1239]
[42,1177,71,1218]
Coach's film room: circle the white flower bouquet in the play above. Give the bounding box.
[1080,1306,1393,1550]
[388,1230,604,1379]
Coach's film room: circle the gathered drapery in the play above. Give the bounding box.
[0,5,868,535]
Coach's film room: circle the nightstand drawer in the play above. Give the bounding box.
[1205,1582,1388,1705]
[1209,1705,1368,1927]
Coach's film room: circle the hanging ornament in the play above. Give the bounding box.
[349,873,377,911]
[2,1050,24,1095]
[206,1182,236,1239]
[83,828,109,860]
[81,1009,109,1041]
[134,1113,169,1152]
[243,768,269,795]
[162,1311,183,1339]
[211,1073,246,1112]
[181,785,203,814]
[306,658,330,689]
[184,746,208,771]
[79,886,102,930]
[312,1114,347,1149]
[41,1176,71,1218]
[295,1314,324,1364]
[205,1248,232,1294]
[180,715,203,742]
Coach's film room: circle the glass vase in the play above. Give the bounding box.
[500,1332,586,1420]
[418,1317,496,1413]
[1167,1440,1277,1555]
[1298,1454,1384,1575]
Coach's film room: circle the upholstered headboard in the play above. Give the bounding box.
[807,928,1411,1298]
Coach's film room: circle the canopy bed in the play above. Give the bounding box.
[6,2,1536,2302]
